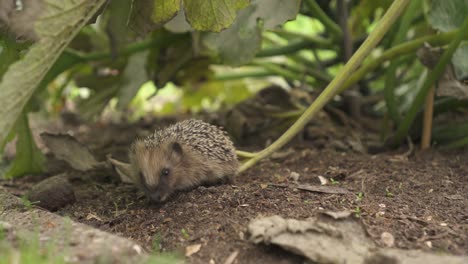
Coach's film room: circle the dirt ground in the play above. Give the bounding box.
[2,115,467,263]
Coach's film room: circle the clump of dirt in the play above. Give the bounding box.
[1,116,467,263]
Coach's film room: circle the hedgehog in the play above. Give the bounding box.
[129,119,239,202]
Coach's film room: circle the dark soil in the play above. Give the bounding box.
[2,116,467,263]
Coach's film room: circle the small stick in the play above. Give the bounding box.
[421,85,435,149]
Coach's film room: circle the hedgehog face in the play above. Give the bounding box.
[130,140,184,203]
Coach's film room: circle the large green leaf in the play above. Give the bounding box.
[0,0,108,149]
[201,0,301,65]
[203,6,262,66]
[102,0,135,54]
[117,51,150,110]
[254,0,301,29]
[452,43,468,79]
[427,0,468,32]
[183,0,249,32]
[153,0,181,24]
[4,112,45,178]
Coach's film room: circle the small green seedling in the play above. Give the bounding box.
[385,187,394,197]
[152,232,163,252]
[354,207,362,218]
[20,195,38,210]
[180,228,190,240]
[356,192,364,202]
[330,178,339,185]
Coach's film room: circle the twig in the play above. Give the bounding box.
[421,85,435,149]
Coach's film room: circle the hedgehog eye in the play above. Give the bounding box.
[161,168,170,177]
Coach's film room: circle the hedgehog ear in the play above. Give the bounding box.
[171,142,183,161]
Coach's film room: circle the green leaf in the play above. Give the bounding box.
[102,0,135,53]
[254,0,301,29]
[427,0,468,32]
[153,0,181,24]
[117,51,150,110]
[203,5,262,65]
[5,112,45,178]
[0,34,20,81]
[201,0,301,65]
[129,0,181,36]
[183,0,249,32]
[0,0,108,150]
[452,43,468,79]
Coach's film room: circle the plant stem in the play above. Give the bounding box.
[78,38,156,61]
[269,29,334,48]
[304,0,342,38]
[392,17,468,145]
[443,135,468,149]
[384,0,421,124]
[214,69,273,81]
[339,30,463,94]
[251,61,316,85]
[256,40,315,57]
[239,0,411,173]
[236,150,258,158]
[421,85,435,149]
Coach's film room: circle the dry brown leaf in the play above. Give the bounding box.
[40,133,99,171]
[185,244,202,257]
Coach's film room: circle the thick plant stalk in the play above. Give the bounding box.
[238,0,411,173]
[421,86,435,149]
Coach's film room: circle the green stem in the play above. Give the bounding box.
[214,69,273,81]
[251,61,316,85]
[442,135,468,149]
[78,38,156,61]
[269,109,305,119]
[339,30,462,94]
[236,150,257,158]
[384,0,421,124]
[304,0,342,38]
[239,0,411,173]
[256,40,314,57]
[289,55,333,83]
[269,29,334,48]
[392,17,468,145]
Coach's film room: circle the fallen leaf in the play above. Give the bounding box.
[223,250,239,264]
[185,244,201,257]
[260,183,268,189]
[107,155,134,184]
[40,133,99,171]
[445,194,463,200]
[318,175,329,185]
[289,171,300,182]
[321,210,352,219]
[86,213,103,222]
[296,184,349,194]
[381,232,395,247]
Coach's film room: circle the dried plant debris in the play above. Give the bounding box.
[40,132,101,171]
[107,155,134,184]
[247,215,467,264]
